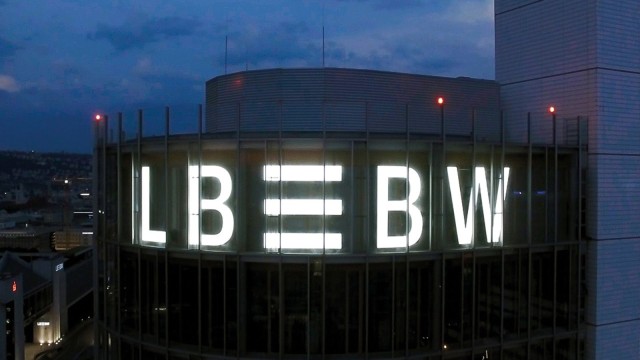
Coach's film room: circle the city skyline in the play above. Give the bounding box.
[0,0,494,153]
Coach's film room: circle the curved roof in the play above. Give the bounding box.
[205,68,501,140]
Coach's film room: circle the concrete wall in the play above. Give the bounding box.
[205,68,502,140]
[496,0,640,358]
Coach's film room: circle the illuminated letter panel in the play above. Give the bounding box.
[376,166,423,248]
[188,165,234,247]
[447,166,510,246]
[263,165,343,250]
[141,166,167,244]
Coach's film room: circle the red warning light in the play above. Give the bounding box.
[437,97,444,106]
[12,280,16,293]
[548,106,555,114]
[95,114,102,121]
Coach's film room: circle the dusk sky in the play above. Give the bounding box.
[0,0,494,153]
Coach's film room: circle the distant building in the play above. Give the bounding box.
[0,228,54,251]
[53,228,93,251]
[0,249,93,360]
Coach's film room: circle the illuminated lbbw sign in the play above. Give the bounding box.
[135,164,509,250]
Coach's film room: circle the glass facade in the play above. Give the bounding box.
[94,102,585,359]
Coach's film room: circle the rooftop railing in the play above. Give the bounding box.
[95,103,588,148]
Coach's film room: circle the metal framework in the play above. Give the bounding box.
[93,104,586,359]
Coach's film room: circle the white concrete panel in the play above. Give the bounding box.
[586,238,640,325]
[587,155,640,240]
[585,320,640,359]
[594,71,640,154]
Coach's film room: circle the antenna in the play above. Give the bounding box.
[224,17,229,74]
[322,27,325,68]
[322,1,325,67]
[225,35,228,75]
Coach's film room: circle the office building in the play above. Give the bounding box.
[94,1,640,358]
[0,248,93,359]
[94,68,583,358]
[495,0,640,358]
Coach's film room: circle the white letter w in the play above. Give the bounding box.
[447,167,510,245]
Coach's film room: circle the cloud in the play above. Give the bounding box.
[223,21,320,70]
[333,0,424,10]
[88,16,200,51]
[444,0,493,25]
[371,0,423,10]
[0,74,19,92]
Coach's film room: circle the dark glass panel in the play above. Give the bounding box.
[166,146,189,249]
[325,265,346,354]
[556,248,578,331]
[503,343,528,359]
[225,259,238,353]
[475,254,502,342]
[557,336,580,360]
[120,340,136,360]
[283,264,307,354]
[530,337,554,360]
[444,257,462,349]
[408,260,438,353]
[120,250,139,336]
[393,261,408,354]
[141,346,167,360]
[120,153,133,244]
[368,262,392,353]
[308,259,323,354]
[557,154,578,243]
[239,144,267,253]
[167,256,198,346]
[157,252,167,344]
[105,244,119,329]
[140,252,161,341]
[246,263,279,354]
[531,151,548,244]
[200,260,224,351]
[531,251,554,336]
[347,269,363,353]
[503,250,529,340]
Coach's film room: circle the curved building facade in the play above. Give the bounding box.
[95,68,585,359]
